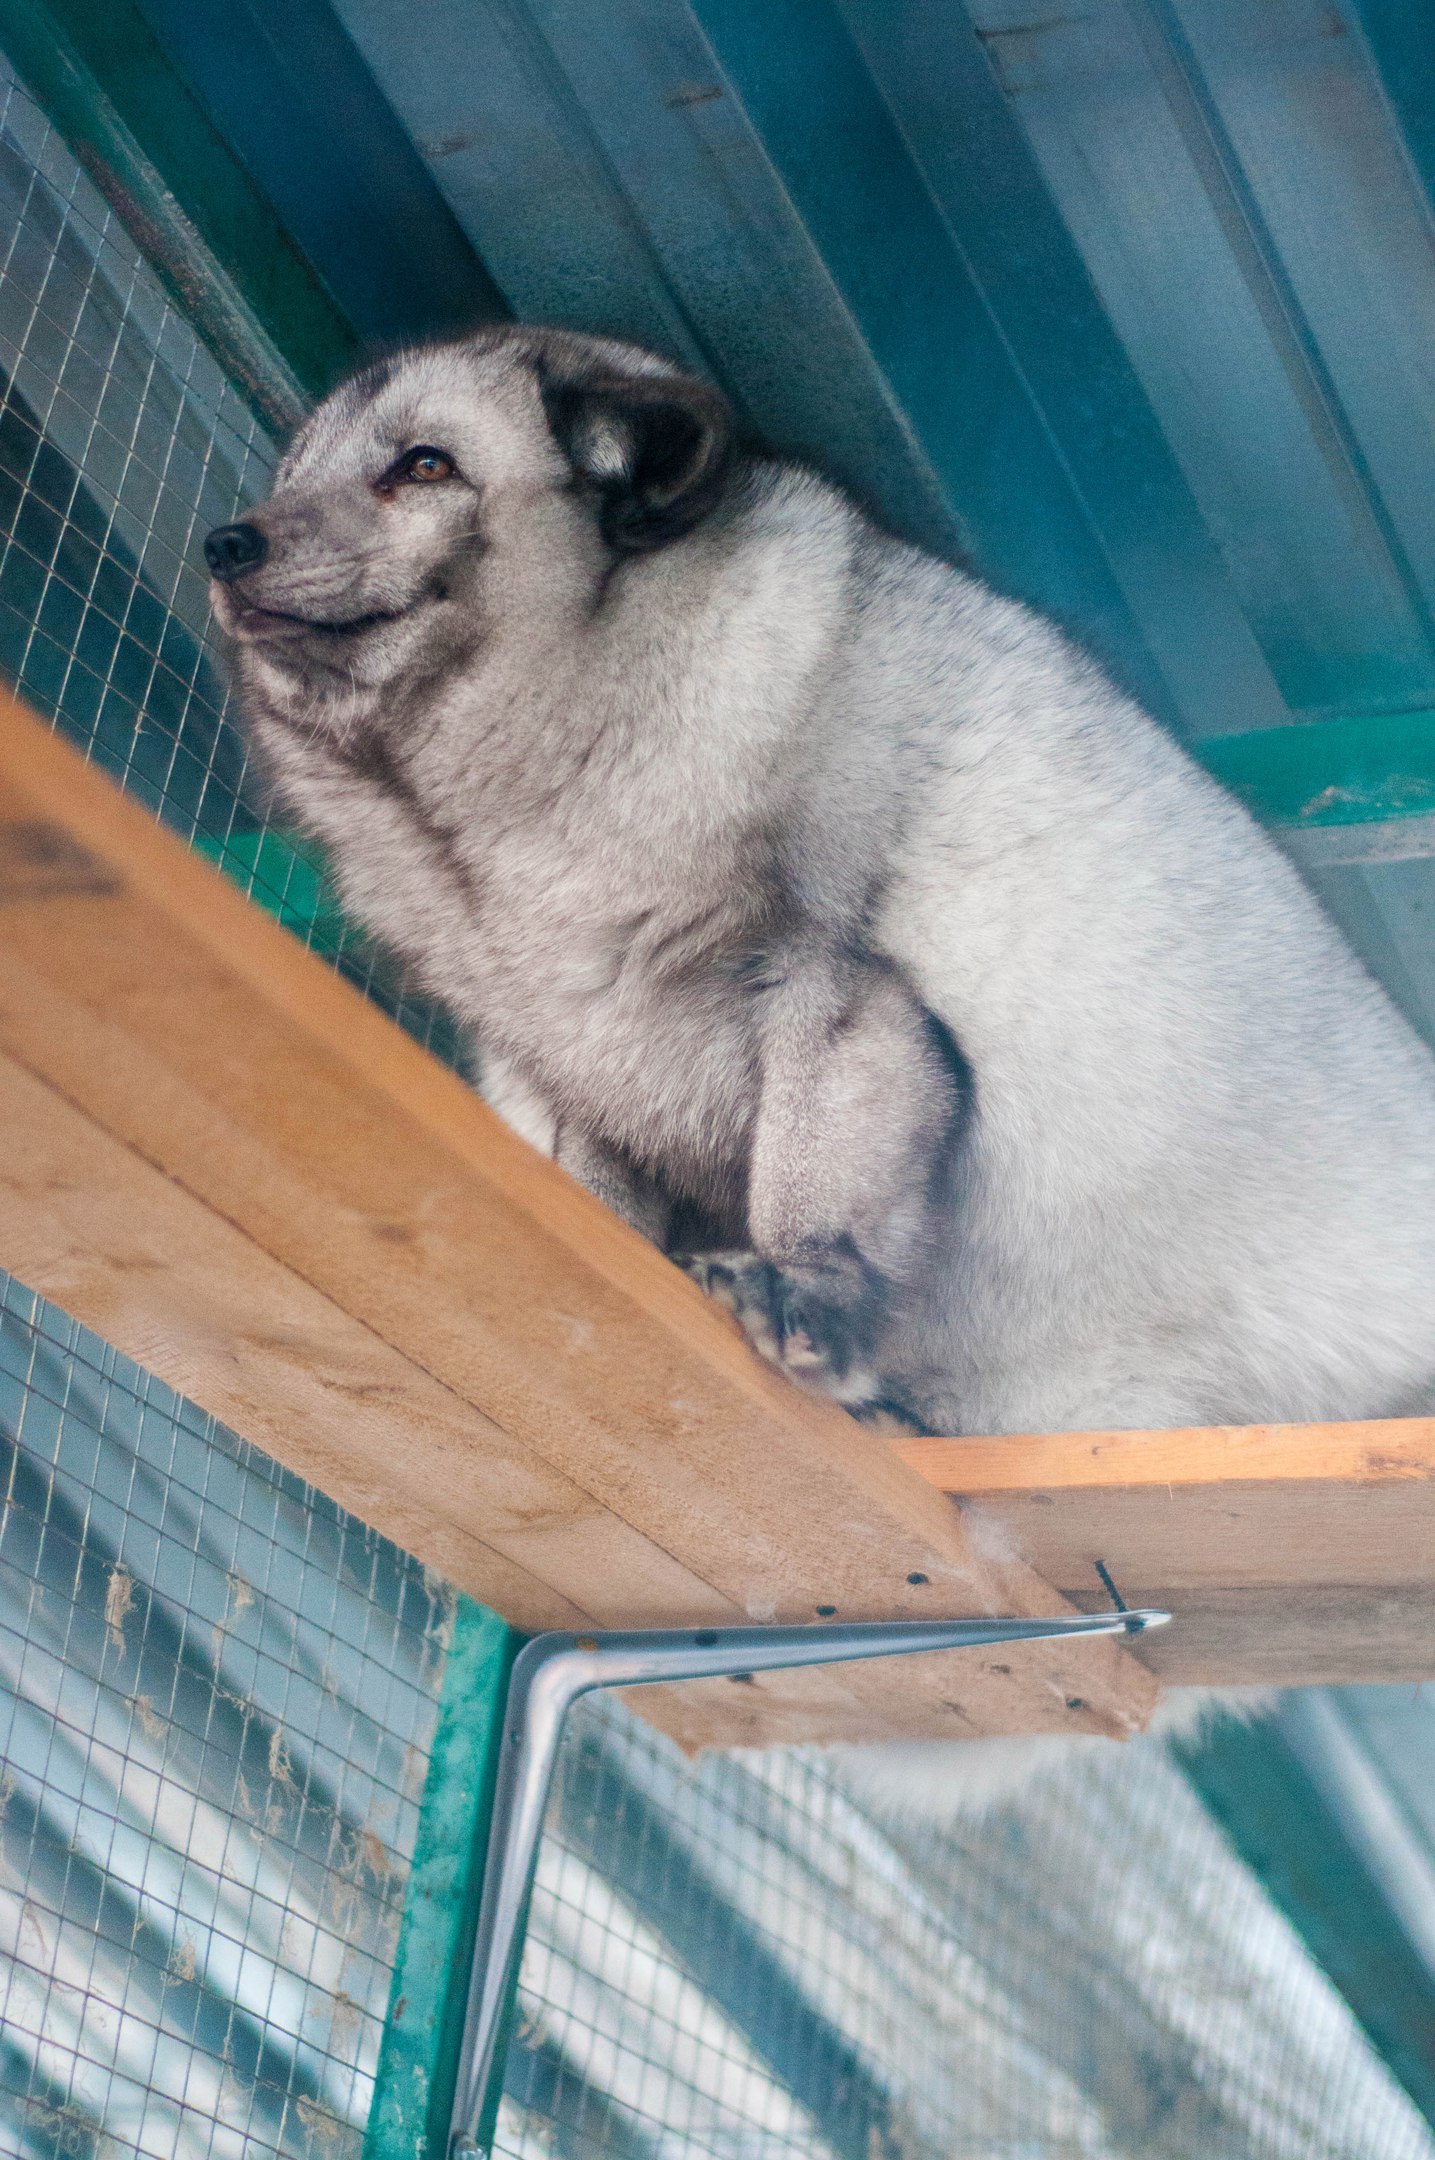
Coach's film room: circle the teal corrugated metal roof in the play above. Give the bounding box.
[321,0,1435,748]
[307,0,1435,1039]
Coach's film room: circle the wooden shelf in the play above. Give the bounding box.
[0,689,1151,1746]
[4,688,1427,1743]
[898,1422,1435,1685]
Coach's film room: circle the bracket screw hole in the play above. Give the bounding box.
[815,1604,837,1618]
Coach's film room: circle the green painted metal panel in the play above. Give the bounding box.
[950,0,1435,722]
[1161,0,1435,629]
[365,1599,518,2160]
[830,0,1291,742]
[1200,710,1435,828]
[127,0,509,345]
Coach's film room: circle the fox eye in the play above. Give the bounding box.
[386,446,456,488]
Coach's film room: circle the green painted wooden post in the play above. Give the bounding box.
[367,1599,520,2160]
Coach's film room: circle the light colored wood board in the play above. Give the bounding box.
[1064,1585,1435,1688]
[897,1422,1435,1685]
[958,1480,1435,1594]
[898,1422,1435,1588]
[0,693,1153,1742]
[898,1420,1435,1493]
[0,1049,692,1635]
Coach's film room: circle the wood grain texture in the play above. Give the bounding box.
[899,1424,1435,1684]
[0,690,1154,1744]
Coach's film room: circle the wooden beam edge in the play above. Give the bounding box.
[895,1418,1435,1493]
[896,1421,1435,1689]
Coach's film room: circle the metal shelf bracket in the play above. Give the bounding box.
[449,1605,1169,2154]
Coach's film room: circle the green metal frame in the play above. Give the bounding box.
[365,1600,520,2160]
[1201,707,1435,830]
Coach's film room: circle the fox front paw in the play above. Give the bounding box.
[679,1249,883,1406]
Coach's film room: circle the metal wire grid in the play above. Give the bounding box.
[494,1695,1435,2160]
[1,1297,1430,2160]
[0,1267,449,2159]
[0,48,458,1065]
[0,55,475,2156]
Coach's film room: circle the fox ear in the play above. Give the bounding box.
[540,366,732,551]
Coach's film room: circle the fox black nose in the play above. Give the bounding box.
[204,522,268,581]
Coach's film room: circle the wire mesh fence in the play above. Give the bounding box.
[0,59,463,2153]
[0,1268,449,2159]
[0,45,458,1063]
[3,1237,1432,2160]
[489,1693,1435,2160]
[2,30,1435,2160]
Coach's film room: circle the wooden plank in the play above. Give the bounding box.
[898,1423,1435,1684]
[0,690,1153,1745]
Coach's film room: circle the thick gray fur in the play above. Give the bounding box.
[213,325,1435,1441]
